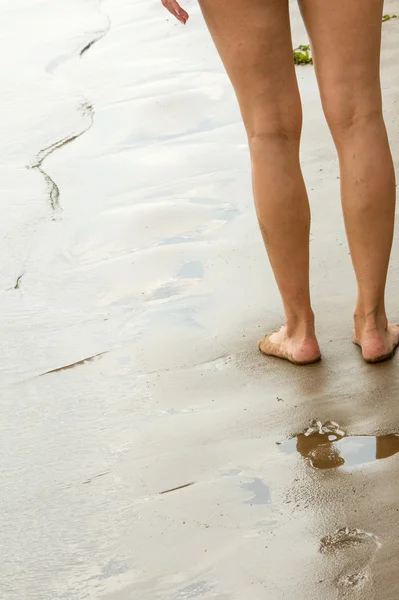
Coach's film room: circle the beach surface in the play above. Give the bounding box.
[1,1,399,598]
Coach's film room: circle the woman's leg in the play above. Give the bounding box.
[198,0,320,364]
[300,0,399,363]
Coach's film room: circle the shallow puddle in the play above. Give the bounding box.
[280,433,399,470]
[241,477,271,505]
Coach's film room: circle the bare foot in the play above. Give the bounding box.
[258,326,321,365]
[353,322,399,363]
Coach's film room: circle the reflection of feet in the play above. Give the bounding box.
[258,326,321,366]
[353,322,399,363]
[296,433,345,469]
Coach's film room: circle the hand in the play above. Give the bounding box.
[161,0,189,24]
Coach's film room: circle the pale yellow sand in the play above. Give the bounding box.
[1,1,399,598]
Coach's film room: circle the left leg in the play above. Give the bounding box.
[198,0,320,365]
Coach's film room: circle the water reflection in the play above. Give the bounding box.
[178,261,204,279]
[281,433,399,470]
[241,477,270,505]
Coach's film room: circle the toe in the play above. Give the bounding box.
[259,336,275,356]
[259,335,285,360]
[259,330,277,352]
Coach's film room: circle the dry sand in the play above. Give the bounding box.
[1,1,399,599]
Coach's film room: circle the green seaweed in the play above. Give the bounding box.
[382,14,397,22]
[293,16,396,68]
[293,45,313,66]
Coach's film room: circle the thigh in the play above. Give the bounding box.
[198,0,302,137]
[299,0,384,120]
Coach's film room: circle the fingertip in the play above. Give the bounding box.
[178,9,189,23]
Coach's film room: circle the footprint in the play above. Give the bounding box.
[338,570,369,591]
[304,420,345,437]
[320,527,379,554]
[320,527,381,598]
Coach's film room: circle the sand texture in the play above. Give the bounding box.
[1,1,399,599]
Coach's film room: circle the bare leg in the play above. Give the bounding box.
[199,0,320,364]
[300,0,399,363]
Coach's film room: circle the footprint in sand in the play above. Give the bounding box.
[320,527,379,553]
[320,527,381,598]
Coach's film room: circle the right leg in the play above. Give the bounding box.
[300,0,398,363]
[198,0,320,364]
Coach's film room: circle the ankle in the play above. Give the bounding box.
[354,306,388,333]
[285,310,316,339]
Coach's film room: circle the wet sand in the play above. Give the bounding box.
[1,0,399,598]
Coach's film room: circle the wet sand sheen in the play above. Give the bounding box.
[2,0,399,599]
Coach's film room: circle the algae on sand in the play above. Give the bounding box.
[293,45,313,65]
[382,14,397,22]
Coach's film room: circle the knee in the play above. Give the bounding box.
[245,110,302,151]
[321,86,383,141]
[324,104,382,139]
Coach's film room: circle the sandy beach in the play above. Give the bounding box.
[1,1,399,598]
